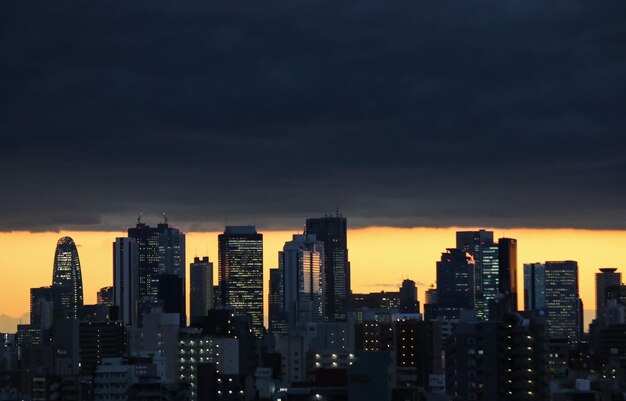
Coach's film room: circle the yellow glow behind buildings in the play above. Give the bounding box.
[1,227,625,330]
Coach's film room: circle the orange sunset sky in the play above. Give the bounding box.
[1,227,623,332]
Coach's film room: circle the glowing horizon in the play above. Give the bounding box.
[1,226,623,331]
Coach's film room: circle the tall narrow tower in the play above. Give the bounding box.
[305,214,350,321]
[51,236,84,319]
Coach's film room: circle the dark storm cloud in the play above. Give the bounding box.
[1,0,626,232]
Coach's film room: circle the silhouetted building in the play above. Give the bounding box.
[456,230,494,320]
[524,263,545,312]
[436,248,475,319]
[498,238,518,311]
[596,268,621,323]
[190,256,214,326]
[394,317,442,390]
[306,214,350,321]
[399,279,420,314]
[351,292,400,311]
[113,237,139,327]
[218,226,264,337]
[127,220,186,326]
[51,236,84,319]
[269,268,288,335]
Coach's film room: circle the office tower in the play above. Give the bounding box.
[524,263,545,311]
[425,287,437,305]
[51,236,84,319]
[268,268,287,335]
[544,261,581,341]
[218,226,264,337]
[436,248,475,319]
[305,214,350,321]
[189,256,214,325]
[596,268,621,322]
[97,286,114,306]
[113,237,139,326]
[127,220,186,326]
[498,238,518,311]
[399,279,420,314]
[279,234,324,326]
[456,230,494,320]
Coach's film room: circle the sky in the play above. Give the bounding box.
[0,1,625,331]
[1,0,626,231]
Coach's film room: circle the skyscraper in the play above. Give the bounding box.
[498,238,518,311]
[456,230,494,320]
[113,237,139,327]
[456,231,518,319]
[190,256,214,325]
[595,268,621,322]
[436,248,475,319]
[278,234,324,327]
[51,236,84,319]
[126,220,186,326]
[523,263,545,311]
[305,214,350,321]
[218,226,263,337]
[268,268,287,335]
[544,261,580,341]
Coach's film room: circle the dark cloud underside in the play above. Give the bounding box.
[1,0,626,231]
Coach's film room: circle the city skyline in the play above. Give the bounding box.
[2,224,625,332]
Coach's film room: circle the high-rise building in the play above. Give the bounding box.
[456,230,494,320]
[51,236,84,319]
[305,214,350,321]
[97,286,114,306]
[436,248,475,319]
[525,262,582,340]
[544,261,581,341]
[218,226,263,337]
[268,268,287,335]
[595,268,621,322]
[456,231,518,319]
[523,263,545,311]
[30,287,57,329]
[126,220,186,326]
[399,279,420,314]
[189,256,214,325]
[497,238,518,311]
[279,234,324,327]
[113,237,139,327]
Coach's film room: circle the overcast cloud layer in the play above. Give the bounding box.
[1,0,626,232]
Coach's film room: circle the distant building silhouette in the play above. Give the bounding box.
[113,237,139,327]
[51,236,84,319]
[126,220,186,326]
[399,279,420,314]
[305,214,350,321]
[189,256,214,326]
[436,248,475,320]
[596,268,621,323]
[218,226,264,337]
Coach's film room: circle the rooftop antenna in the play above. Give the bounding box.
[163,212,168,225]
[137,213,142,225]
[336,206,341,217]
